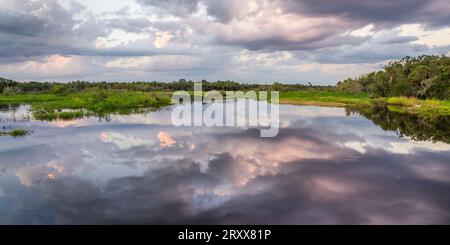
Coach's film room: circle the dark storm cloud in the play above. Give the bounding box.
[204,0,238,23]
[285,27,446,64]
[216,31,370,52]
[0,0,104,58]
[377,35,418,45]
[0,10,46,36]
[0,0,78,44]
[308,40,445,64]
[0,37,173,59]
[137,0,450,28]
[279,0,450,28]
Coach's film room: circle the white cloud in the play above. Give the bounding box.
[0,55,90,80]
[95,29,151,49]
[154,31,173,48]
[344,141,369,154]
[105,55,202,70]
[342,138,450,155]
[399,24,450,47]
[100,132,155,150]
[348,24,375,37]
[158,131,177,148]
[388,140,450,154]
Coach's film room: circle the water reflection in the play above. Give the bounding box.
[348,104,450,144]
[0,103,450,224]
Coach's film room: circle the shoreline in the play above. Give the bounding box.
[1,91,450,120]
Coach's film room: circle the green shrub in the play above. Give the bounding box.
[3,86,22,94]
[50,85,69,95]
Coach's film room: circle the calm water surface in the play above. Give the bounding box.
[1,103,450,224]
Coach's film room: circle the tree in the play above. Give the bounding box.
[0,77,17,93]
[337,55,450,99]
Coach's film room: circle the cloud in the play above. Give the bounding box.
[105,17,152,33]
[100,132,155,150]
[154,32,173,48]
[0,10,46,36]
[279,0,450,28]
[7,137,450,224]
[15,161,68,187]
[206,13,368,51]
[0,0,449,83]
[0,0,109,59]
[158,132,177,148]
[138,0,200,17]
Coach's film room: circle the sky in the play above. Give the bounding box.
[0,0,449,85]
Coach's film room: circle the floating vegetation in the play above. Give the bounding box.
[0,128,31,137]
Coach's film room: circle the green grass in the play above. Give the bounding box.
[279,91,450,116]
[386,96,450,116]
[280,91,371,106]
[0,89,172,120]
[0,128,30,137]
[0,93,63,103]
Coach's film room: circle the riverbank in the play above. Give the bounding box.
[1,90,450,120]
[279,91,450,116]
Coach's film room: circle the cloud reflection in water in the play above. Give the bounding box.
[0,105,450,224]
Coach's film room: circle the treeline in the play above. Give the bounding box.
[337,55,450,99]
[0,78,330,94]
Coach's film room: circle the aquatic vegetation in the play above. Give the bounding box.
[386,97,450,116]
[0,90,172,120]
[0,128,30,137]
[279,92,450,117]
[279,91,372,106]
[33,110,86,121]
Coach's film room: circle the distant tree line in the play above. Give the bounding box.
[0,78,331,94]
[5,55,447,99]
[337,55,450,100]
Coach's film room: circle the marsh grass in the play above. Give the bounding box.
[0,90,172,120]
[386,96,450,116]
[280,91,371,106]
[0,128,30,137]
[279,92,450,117]
[33,110,86,121]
